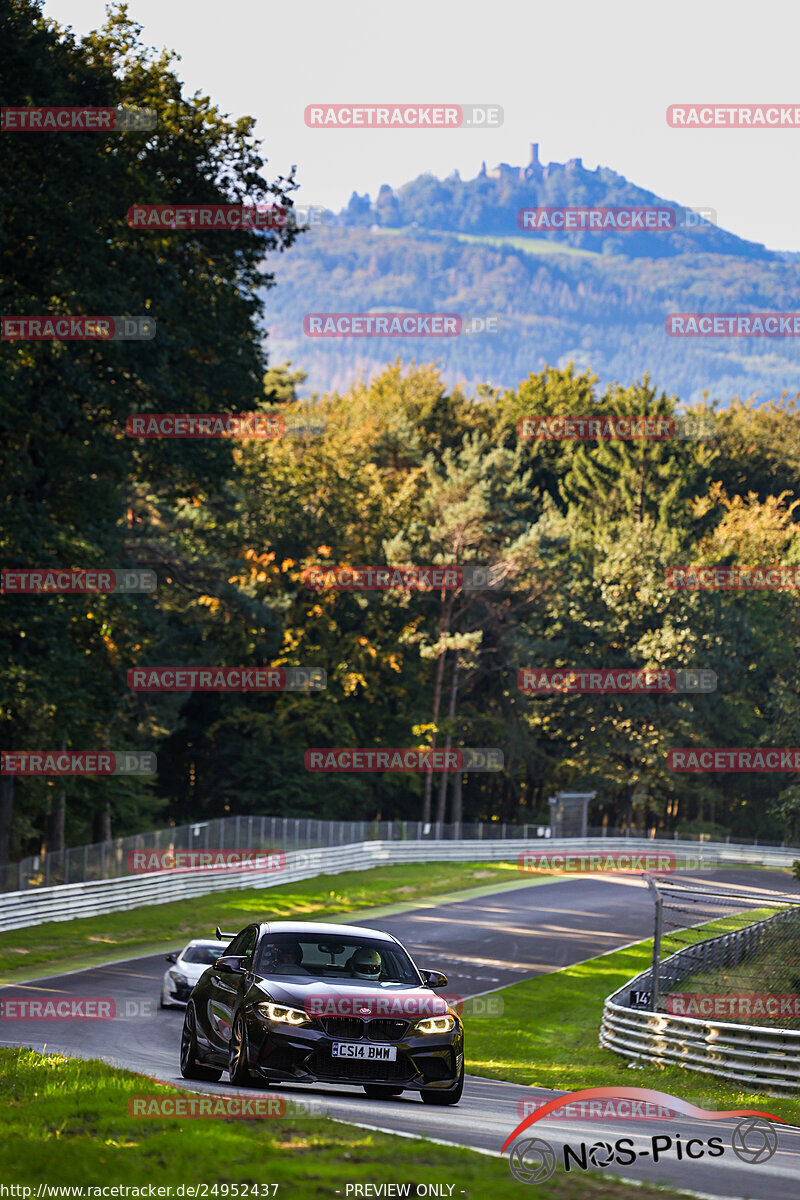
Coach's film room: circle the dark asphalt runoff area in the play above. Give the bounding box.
[2,869,800,1198]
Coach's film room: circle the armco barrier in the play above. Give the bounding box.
[600,909,800,1092]
[0,837,796,932]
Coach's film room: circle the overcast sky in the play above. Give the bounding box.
[43,0,800,251]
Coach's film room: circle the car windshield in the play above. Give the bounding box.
[255,934,420,984]
[181,944,226,965]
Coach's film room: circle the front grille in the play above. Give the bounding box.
[308,1050,413,1082]
[321,1017,364,1039]
[368,1019,409,1041]
[319,1016,410,1041]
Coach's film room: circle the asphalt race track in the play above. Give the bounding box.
[3,870,800,1198]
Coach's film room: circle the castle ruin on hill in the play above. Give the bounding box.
[479,143,586,182]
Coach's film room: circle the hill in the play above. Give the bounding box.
[261,145,800,403]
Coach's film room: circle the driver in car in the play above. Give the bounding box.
[348,947,382,979]
[271,943,309,974]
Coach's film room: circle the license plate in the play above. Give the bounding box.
[331,1042,397,1061]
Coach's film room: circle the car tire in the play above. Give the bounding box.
[180,1004,223,1081]
[363,1085,403,1099]
[229,1010,255,1087]
[420,1062,464,1106]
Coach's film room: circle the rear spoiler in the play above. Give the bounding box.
[216,926,235,941]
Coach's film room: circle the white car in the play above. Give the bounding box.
[160,938,230,1008]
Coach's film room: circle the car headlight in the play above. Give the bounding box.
[415,1015,456,1034]
[168,969,189,986]
[255,1002,309,1026]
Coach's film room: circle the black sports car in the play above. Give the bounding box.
[179,920,464,1104]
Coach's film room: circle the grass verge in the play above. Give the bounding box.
[464,907,800,1125]
[0,862,525,983]
[0,1046,707,1198]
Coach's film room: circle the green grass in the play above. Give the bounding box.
[0,861,526,983]
[370,225,602,258]
[448,231,603,259]
[0,1047,711,1197]
[464,907,800,1125]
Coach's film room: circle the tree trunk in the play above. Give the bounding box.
[0,773,14,873]
[422,596,454,825]
[44,788,66,855]
[93,802,112,844]
[435,650,460,825]
[451,769,463,826]
[44,743,67,856]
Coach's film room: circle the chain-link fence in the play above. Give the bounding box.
[1,816,555,892]
[636,876,800,1030]
[3,812,796,893]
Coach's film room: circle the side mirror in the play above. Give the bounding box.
[215,955,247,974]
[421,969,448,988]
[165,952,178,963]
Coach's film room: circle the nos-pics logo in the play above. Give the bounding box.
[508,1118,778,1184]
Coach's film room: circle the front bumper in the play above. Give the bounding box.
[244,1011,464,1091]
[163,978,194,1006]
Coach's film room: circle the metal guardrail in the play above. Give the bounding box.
[0,836,797,933]
[2,816,554,892]
[7,811,796,892]
[600,908,800,1093]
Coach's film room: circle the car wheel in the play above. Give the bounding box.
[180,1005,222,1081]
[363,1085,403,1099]
[420,1062,464,1106]
[229,1010,254,1086]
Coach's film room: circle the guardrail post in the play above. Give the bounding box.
[643,875,663,1012]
